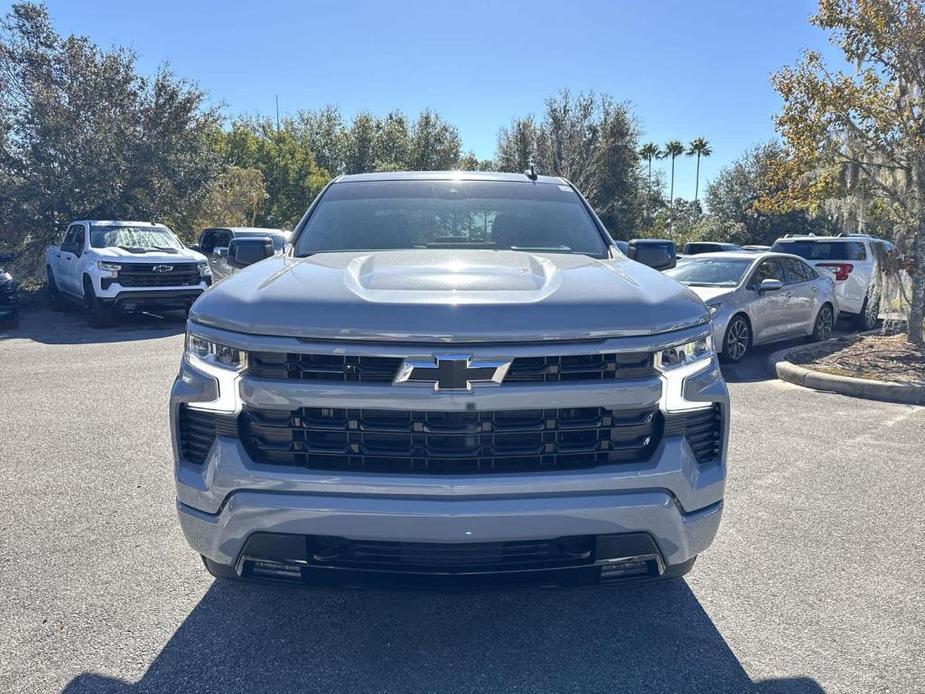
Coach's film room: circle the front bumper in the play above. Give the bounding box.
[103,288,204,312]
[171,326,729,586]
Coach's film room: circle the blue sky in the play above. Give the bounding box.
[20,0,841,198]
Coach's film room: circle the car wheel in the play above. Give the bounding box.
[84,277,114,328]
[852,295,880,331]
[811,304,835,342]
[720,315,750,363]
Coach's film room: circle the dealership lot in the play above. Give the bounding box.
[1,310,923,694]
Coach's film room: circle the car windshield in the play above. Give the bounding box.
[664,258,753,287]
[235,231,287,251]
[294,179,608,257]
[772,240,866,260]
[90,225,183,251]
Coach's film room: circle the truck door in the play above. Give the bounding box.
[57,224,83,294]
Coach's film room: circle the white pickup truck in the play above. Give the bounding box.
[45,220,212,327]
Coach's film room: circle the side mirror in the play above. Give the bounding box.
[628,242,676,271]
[759,278,784,293]
[60,242,78,254]
[214,247,228,258]
[228,237,274,269]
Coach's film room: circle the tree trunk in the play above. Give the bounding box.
[910,159,925,344]
[694,154,701,202]
[909,221,925,344]
[669,157,676,233]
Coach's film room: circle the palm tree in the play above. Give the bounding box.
[639,143,660,224]
[659,140,685,231]
[686,137,712,202]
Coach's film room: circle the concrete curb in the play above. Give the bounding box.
[767,337,925,405]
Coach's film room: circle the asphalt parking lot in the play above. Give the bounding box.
[1,309,923,694]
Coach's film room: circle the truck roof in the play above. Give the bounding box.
[333,170,569,185]
[204,226,288,235]
[74,220,168,227]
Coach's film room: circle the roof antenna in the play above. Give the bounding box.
[524,161,538,181]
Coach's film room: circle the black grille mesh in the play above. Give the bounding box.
[240,406,661,474]
[663,404,723,463]
[118,263,201,287]
[505,352,653,382]
[177,405,237,464]
[248,353,402,382]
[247,351,654,384]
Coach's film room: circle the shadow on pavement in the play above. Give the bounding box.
[720,321,855,385]
[64,579,822,694]
[0,307,185,345]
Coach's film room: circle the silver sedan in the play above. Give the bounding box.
[664,251,839,363]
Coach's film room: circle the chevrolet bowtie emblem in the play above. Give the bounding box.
[152,265,173,272]
[394,354,511,391]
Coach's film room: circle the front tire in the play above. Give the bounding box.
[84,277,114,328]
[811,303,835,342]
[720,315,750,363]
[46,268,64,310]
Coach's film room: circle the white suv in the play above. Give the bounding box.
[45,220,211,327]
[770,234,895,330]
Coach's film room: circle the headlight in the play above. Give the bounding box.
[197,261,211,276]
[185,333,245,371]
[656,335,713,370]
[97,261,122,272]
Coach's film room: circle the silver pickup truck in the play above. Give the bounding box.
[170,171,728,589]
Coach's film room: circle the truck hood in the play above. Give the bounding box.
[190,250,709,342]
[98,247,207,263]
[682,286,736,304]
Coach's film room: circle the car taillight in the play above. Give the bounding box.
[817,263,853,281]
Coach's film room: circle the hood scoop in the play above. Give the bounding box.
[340,251,561,304]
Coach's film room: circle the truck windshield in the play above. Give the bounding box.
[664,258,753,287]
[294,179,608,257]
[90,225,183,251]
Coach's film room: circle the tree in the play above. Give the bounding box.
[408,110,461,171]
[686,137,712,202]
[768,0,925,343]
[221,117,328,229]
[496,117,538,173]
[186,166,267,232]
[639,142,661,223]
[705,142,834,245]
[0,2,221,260]
[372,111,412,171]
[294,105,346,176]
[343,111,376,175]
[659,140,686,232]
[496,90,642,235]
